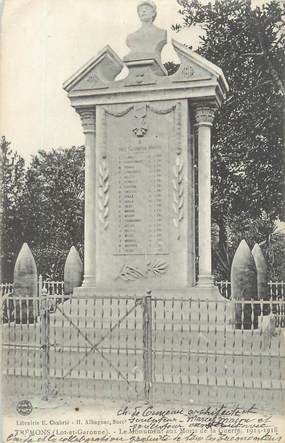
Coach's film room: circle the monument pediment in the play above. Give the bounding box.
[63,1,228,103]
[170,39,228,92]
[63,46,124,93]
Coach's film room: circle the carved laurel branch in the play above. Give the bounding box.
[98,159,110,230]
[146,260,168,276]
[116,260,168,282]
[116,265,144,281]
[172,156,184,240]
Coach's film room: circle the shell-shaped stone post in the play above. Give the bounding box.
[252,243,269,314]
[231,239,258,329]
[13,243,38,323]
[64,246,83,295]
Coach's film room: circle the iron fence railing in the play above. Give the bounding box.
[42,280,65,295]
[0,279,64,297]
[2,280,284,300]
[0,282,14,297]
[1,278,285,329]
[151,297,285,403]
[216,280,284,300]
[216,280,232,299]
[1,288,285,403]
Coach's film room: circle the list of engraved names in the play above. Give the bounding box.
[113,143,168,255]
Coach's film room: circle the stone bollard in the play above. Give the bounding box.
[64,246,83,295]
[14,243,38,323]
[252,243,269,315]
[231,240,258,329]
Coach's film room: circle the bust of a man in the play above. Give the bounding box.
[124,0,167,65]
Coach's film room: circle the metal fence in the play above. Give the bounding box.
[1,284,285,405]
[2,280,284,300]
[42,280,65,295]
[216,280,284,300]
[0,282,14,297]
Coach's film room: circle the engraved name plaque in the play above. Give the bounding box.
[113,142,168,255]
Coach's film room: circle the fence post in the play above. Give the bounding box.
[40,275,50,401]
[143,291,153,402]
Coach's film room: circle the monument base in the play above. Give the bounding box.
[73,284,223,300]
[197,273,215,288]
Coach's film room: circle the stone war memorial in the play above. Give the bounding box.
[63,1,228,300]
[2,0,284,408]
[59,0,284,403]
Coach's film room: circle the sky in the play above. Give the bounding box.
[0,0,265,161]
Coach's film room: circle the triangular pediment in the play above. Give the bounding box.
[170,39,229,92]
[63,46,124,93]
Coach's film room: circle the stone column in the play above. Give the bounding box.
[77,107,96,287]
[195,106,216,287]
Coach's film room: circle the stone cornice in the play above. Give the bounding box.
[69,82,222,110]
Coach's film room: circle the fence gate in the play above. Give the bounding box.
[41,290,152,401]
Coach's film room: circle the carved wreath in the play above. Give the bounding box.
[98,159,110,230]
[116,260,168,281]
